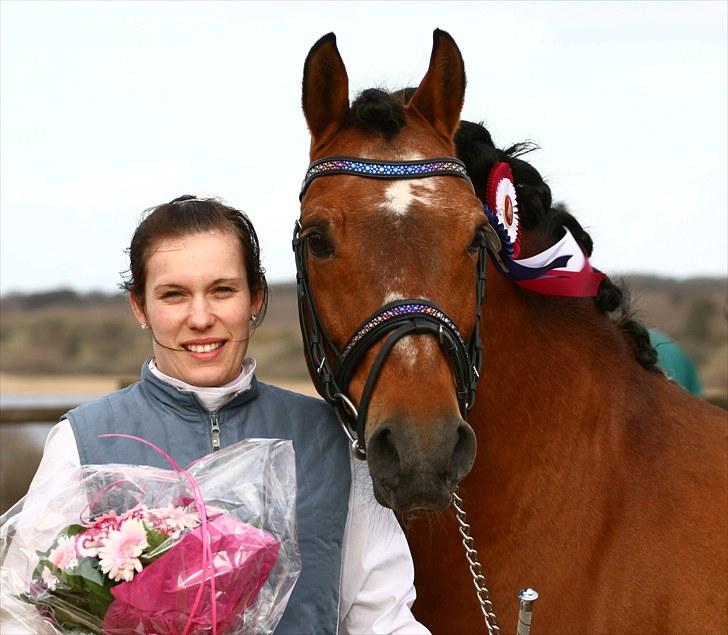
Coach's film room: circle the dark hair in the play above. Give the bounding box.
[454,120,658,369]
[348,88,407,139]
[121,195,268,323]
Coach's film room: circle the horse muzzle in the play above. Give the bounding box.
[366,416,477,511]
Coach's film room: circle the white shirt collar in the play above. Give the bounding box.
[148,357,256,412]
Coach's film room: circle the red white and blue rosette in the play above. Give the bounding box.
[485,162,521,258]
[481,161,606,297]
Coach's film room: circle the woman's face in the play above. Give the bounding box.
[130,230,263,387]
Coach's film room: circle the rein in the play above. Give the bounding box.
[293,156,491,459]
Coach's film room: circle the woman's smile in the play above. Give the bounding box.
[181,338,227,355]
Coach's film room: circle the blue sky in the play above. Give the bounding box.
[1,1,726,293]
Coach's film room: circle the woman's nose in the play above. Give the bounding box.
[187,296,215,329]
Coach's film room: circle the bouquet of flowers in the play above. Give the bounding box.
[1,437,300,635]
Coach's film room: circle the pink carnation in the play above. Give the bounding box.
[76,531,103,558]
[88,510,121,532]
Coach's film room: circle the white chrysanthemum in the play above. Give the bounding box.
[48,535,78,571]
[41,566,59,591]
[98,518,148,582]
[494,177,520,246]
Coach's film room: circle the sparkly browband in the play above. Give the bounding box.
[300,156,472,200]
[341,302,467,361]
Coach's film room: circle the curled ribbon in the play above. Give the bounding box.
[98,433,218,635]
[79,479,146,527]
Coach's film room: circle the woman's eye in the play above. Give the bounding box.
[214,286,235,296]
[306,230,333,257]
[161,290,183,299]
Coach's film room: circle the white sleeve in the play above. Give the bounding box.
[26,419,81,491]
[338,458,431,635]
[0,421,81,635]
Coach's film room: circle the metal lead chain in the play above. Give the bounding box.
[452,489,500,634]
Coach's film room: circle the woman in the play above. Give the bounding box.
[21,195,430,634]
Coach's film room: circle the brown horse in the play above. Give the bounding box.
[297,30,727,634]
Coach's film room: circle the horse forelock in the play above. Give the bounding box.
[348,88,408,139]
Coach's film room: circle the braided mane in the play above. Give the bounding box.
[454,119,657,369]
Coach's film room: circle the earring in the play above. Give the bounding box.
[250,315,257,324]
[140,322,149,330]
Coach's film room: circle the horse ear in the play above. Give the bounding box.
[408,29,466,140]
[302,33,350,145]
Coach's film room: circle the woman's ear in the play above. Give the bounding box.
[251,288,265,320]
[129,293,147,326]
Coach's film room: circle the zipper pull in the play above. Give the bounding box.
[210,412,221,452]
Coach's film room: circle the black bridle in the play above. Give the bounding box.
[293,156,499,459]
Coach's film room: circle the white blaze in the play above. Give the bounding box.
[381,291,435,367]
[381,180,435,217]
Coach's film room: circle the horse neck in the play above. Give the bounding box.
[469,267,634,525]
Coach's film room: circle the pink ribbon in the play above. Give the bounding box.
[98,434,217,635]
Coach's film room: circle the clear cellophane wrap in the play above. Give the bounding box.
[0,438,300,635]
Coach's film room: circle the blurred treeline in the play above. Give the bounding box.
[0,283,309,382]
[1,277,727,391]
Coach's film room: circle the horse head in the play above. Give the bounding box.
[297,30,487,512]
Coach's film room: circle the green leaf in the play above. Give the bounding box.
[144,523,169,552]
[74,557,107,588]
[79,577,113,618]
[142,523,177,562]
[64,524,86,537]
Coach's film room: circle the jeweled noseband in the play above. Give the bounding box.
[293,156,489,458]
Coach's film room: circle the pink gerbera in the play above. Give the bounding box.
[48,535,78,571]
[152,505,200,532]
[98,518,149,582]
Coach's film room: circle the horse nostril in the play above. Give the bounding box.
[368,426,401,485]
[449,423,477,482]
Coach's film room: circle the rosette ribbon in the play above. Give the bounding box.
[483,162,605,297]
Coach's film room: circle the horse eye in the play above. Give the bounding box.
[306,230,334,257]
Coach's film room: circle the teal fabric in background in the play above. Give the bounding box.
[649,329,703,395]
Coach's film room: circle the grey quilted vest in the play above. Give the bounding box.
[65,363,351,635]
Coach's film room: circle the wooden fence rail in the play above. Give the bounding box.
[2,394,726,425]
[0,406,77,425]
